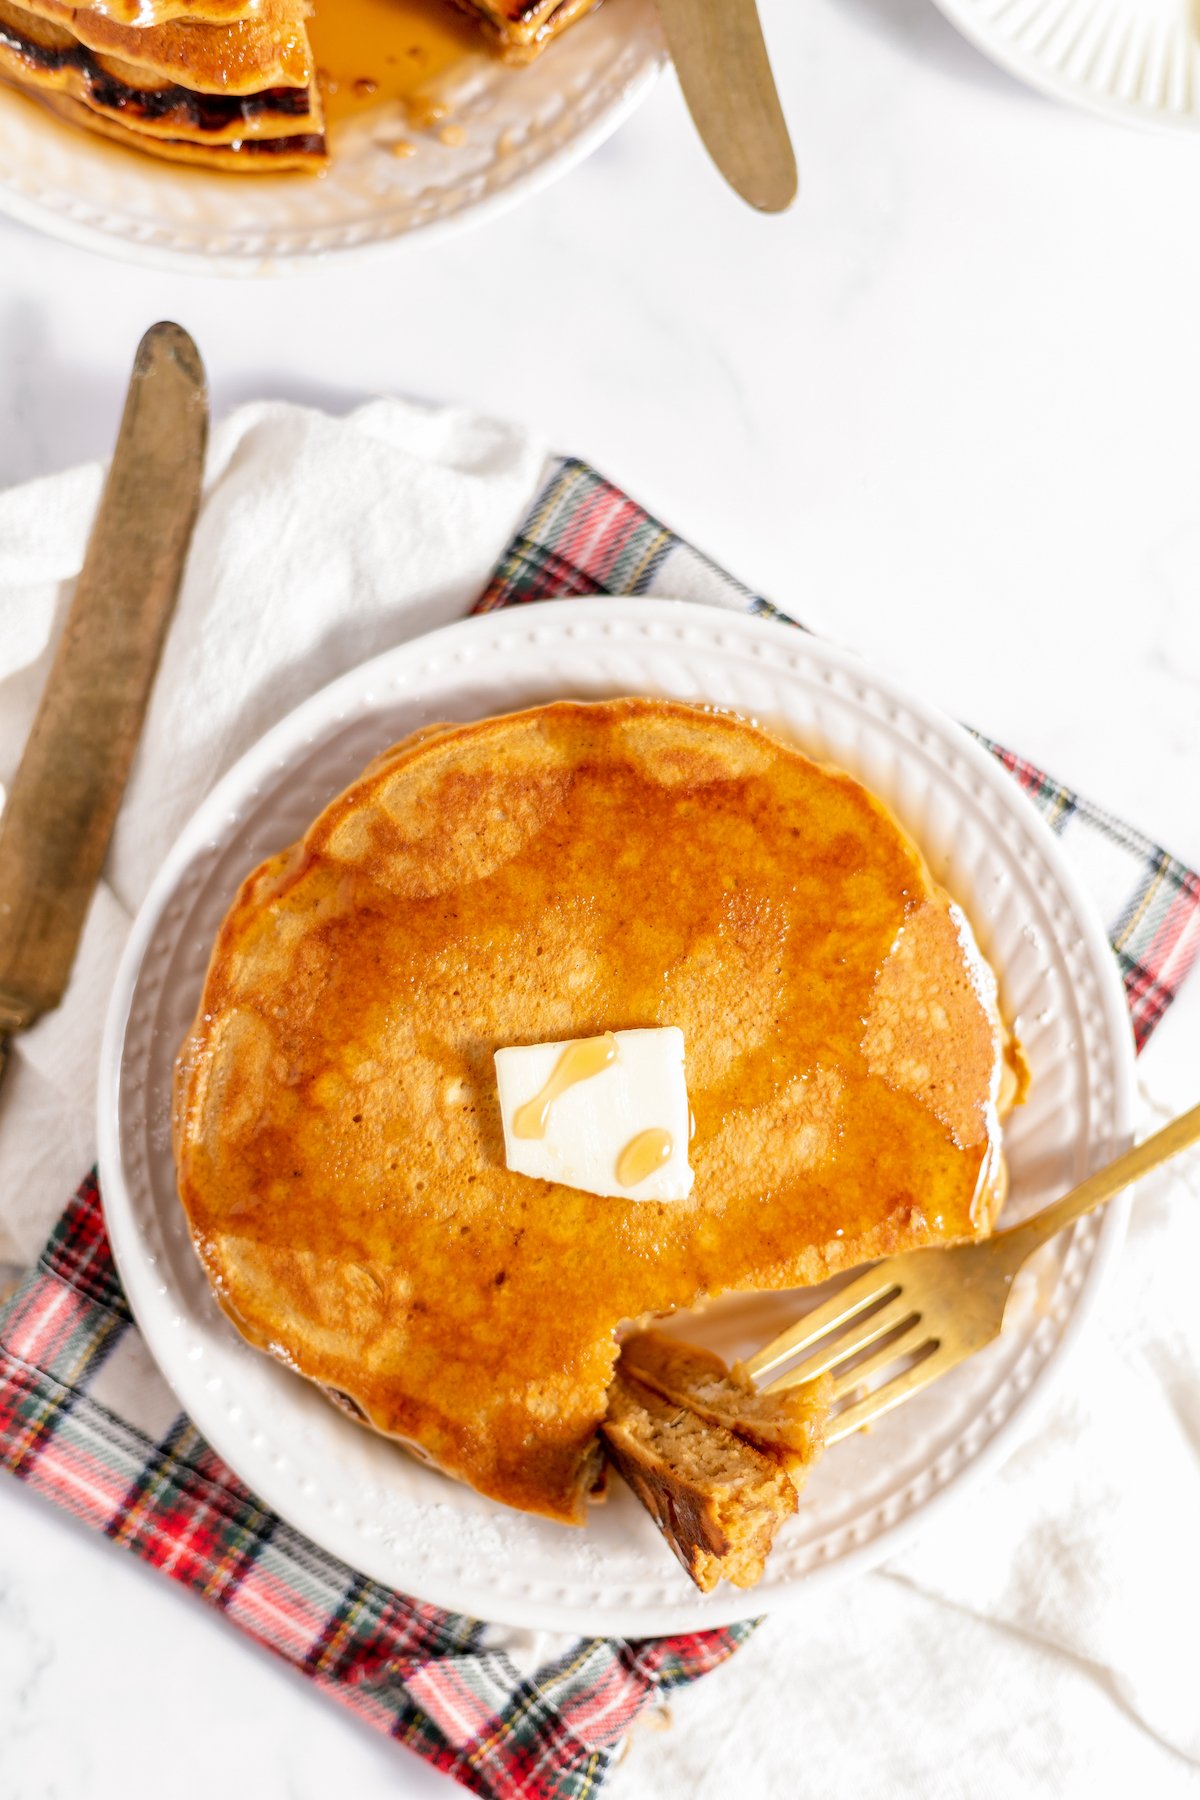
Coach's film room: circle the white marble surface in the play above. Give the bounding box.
[1,0,1200,1793]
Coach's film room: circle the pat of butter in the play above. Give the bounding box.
[494,1028,694,1202]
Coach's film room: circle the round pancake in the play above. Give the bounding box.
[173,698,1012,1524]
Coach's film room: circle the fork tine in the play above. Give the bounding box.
[826,1317,931,1402]
[756,1294,919,1392]
[741,1262,902,1388]
[825,1340,959,1443]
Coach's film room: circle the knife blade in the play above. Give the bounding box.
[654,0,797,213]
[0,321,207,1088]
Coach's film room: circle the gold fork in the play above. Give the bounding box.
[741,1100,1200,1441]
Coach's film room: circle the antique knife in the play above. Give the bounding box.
[655,0,797,213]
[0,321,208,1091]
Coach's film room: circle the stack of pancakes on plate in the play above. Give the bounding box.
[0,0,327,169]
[174,698,1023,1532]
[0,0,602,171]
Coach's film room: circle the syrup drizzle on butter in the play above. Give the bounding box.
[512,1033,618,1139]
[616,1128,674,1188]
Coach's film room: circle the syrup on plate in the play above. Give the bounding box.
[308,0,478,130]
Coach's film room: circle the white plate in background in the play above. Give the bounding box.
[0,0,662,275]
[933,0,1200,130]
[98,598,1136,1635]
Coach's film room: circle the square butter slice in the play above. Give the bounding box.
[494,1028,694,1202]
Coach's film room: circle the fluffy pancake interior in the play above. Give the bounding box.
[174,699,1011,1524]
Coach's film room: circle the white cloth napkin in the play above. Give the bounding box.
[0,399,547,1268]
[0,400,1196,1798]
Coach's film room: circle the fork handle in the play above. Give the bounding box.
[996,1099,1200,1265]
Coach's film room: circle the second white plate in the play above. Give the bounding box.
[98,599,1135,1636]
[933,0,1200,130]
[0,0,662,275]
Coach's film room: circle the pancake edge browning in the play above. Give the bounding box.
[173,699,1022,1525]
[22,84,325,163]
[0,0,326,164]
[16,0,315,95]
[76,0,268,21]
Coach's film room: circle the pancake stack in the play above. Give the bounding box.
[0,0,604,171]
[0,0,327,169]
[174,698,1021,1528]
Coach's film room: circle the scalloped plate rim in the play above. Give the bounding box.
[931,0,1200,132]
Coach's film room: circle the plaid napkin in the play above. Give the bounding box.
[2,456,1198,1799]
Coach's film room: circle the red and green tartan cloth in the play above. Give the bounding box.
[3,457,1200,1799]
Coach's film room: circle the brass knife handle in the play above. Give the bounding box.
[655,0,797,213]
[0,323,208,1081]
[998,1099,1200,1265]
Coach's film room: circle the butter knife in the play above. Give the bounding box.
[0,321,208,1091]
[655,0,797,213]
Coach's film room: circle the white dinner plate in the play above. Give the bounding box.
[0,0,662,276]
[933,0,1200,130]
[98,598,1136,1636]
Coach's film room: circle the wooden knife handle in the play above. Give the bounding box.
[0,323,207,1053]
[655,0,797,213]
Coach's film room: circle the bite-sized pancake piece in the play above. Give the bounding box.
[174,698,1015,1524]
[602,1371,799,1592]
[618,1329,830,1476]
[447,0,600,61]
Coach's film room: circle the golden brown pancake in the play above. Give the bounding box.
[0,0,600,170]
[446,0,600,63]
[80,0,265,21]
[0,0,323,153]
[29,85,324,162]
[19,0,313,91]
[173,698,1017,1525]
